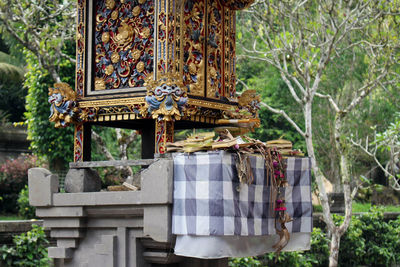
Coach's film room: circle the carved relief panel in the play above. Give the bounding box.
[78,0,239,100]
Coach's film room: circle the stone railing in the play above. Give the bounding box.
[0,125,30,163]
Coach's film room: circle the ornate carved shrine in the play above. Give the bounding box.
[49,0,257,162]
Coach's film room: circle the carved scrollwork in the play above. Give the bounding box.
[238,89,261,115]
[144,74,188,121]
[223,89,260,119]
[94,0,154,90]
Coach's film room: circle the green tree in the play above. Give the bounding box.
[238,1,399,266]
[0,0,140,177]
[0,34,26,122]
[0,0,76,170]
[24,50,75,170]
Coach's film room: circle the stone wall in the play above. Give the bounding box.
[29,159,228,267]
[0,125,30,163]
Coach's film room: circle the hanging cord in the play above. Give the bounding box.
[243,137,292,257]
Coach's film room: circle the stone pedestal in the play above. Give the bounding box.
[29,159,228,267]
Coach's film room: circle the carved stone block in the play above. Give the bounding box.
[64,168,101,193]
[28,168,59,207]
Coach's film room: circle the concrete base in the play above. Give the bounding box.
[29,159,227,266]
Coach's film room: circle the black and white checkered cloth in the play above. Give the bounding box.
[172,151,312,236]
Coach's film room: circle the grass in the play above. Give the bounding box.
[313,202,400,213]
[352,202,400,213]
[0,214,23,220]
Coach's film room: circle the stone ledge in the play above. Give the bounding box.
[48,247,74,259]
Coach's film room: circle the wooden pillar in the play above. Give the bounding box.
[155,120,174,154]
[73,124,92,162]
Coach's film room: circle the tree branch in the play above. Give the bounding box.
[260,101,306,137]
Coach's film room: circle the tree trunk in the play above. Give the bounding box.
[329,229,341,267]
[303,101,337,231]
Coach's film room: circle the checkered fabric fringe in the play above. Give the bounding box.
[172,151,312,236]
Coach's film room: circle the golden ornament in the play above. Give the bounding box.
[210,67,217,79]
[132,49,141,60]
[138,0,146,4]
[114,22,134,48]
[111,52,120,63]
[105,0,116,10]
[105,65,114,75]
[141,27,151,39]
[132,6,141,17]
[95,78,106,90]
[137,61,145,72]
[102,32,110,43]
[111,10,118,20]
[189,62,197,75]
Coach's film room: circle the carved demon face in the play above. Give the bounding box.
[48,93,63,106]
[154,83,183,100]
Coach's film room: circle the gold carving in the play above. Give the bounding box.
[210,67,217,79]
[105,65,114,75]
[182,0,205,96]
[132,6,141,16]
[189,63,197,75]
[111,10,118,20]
[206,0,223,99]
[223,90,260,120]
[144,74,188,121]
[137,61,145,72]
[105,0,115,10]
[95,78,106,90]
[138,0,146,4]
[141,27,151,39]
[187,98,233,111]
[132,49,141,60]
[238,89,260,108]
[78,97,146,108]
[48,83,79,128]
[114,22,134,49]
[102,32,110,43]
[111,52,120,63]
[94,0,154,90]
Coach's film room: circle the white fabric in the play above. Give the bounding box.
[174,233,311,259]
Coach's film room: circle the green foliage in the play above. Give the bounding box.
[17,185,35,219]
[356,207,398,266]
[0,215,23,221]
[334,207,400,267]
[0,224,50,266]
[352,202,400,213]
[0,34,26,122]
[230,209,400,266]
[24,49,75,170]
[91,126,142,186]
[256,227,329,267]
[236,55,305,152]
[389,216,400,263]
[260,251,313,267]
[229,257,261,267]
[0,154,38,213]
